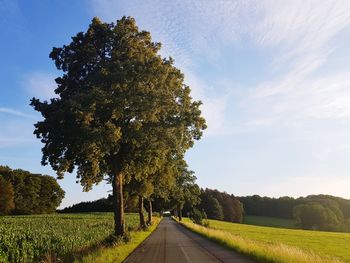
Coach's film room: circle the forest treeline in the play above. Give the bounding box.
[0,166,65,215]
[60,190,350,232]
[240,195,350,231]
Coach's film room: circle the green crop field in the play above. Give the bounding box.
[181,218,350,263]
[243,215,296,229]
[0,213,139,263]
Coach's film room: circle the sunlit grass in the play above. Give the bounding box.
[179,218,348,263]
[243,216,296,229]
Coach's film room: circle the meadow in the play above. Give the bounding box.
[0,213,151,263]
[243,216,296,229]
[181,218,350,263]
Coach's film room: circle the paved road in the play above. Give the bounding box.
[124,217,256,263]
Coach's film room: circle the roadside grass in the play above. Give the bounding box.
[179,218,348,263]
[243,216,296,229]
[75,217,161,263]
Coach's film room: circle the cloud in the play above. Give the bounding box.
[0,107,35,147]
[90,0,350,137]
[0,119,35,148]
[22,72,57,100]
[0,107,35,119]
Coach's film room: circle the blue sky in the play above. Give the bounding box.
[1,0,350,208]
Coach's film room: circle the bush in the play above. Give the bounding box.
[191,208,209,226]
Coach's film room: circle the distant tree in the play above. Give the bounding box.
[170,161,201,221]
[30,17,205,236]
[59,197,113,213]
[146,166,176,224]
[294,202,342,231]
[199,191,223,220]
[205,189,243,223]
[230,195,244,223]
[0,166,64,214]
[239,195,298,219]
[0,176,15,215]
[36,175,66,213]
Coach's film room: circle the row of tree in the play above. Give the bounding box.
[240,194,350,231]
[0,166,65,215]
[30,16,207,236]
[60,187,245,225]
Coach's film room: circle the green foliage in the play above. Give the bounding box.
[30,16,205,235]
[0,176,15,215]
[201,189,243,223]
[0,166,64,215]
[0,213,139,263]
[199,190,224,220]
[239,195,297,219]
[30,16,206,189]
[294,202,342,231]
[239,194,350,224]
[169,161,201,218]
[190,208,205,225]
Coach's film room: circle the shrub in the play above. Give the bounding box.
[191,208,209,226]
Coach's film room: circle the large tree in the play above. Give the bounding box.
[31,17,206,236]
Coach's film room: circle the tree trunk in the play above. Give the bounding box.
[178,204,182,221]
[147,199,152,225]
[138,195,146,229]
[112,172,125,236]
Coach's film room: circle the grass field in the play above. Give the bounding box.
[181,218,350,263]
[243,216,296,229]
[0,213,157,263]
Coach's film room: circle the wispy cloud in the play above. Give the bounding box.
[0,119,35,148]
[22,71,57,100]
[90,0,350,138]
[0,107,34,119]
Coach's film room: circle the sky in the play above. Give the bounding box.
[1,0,350,208]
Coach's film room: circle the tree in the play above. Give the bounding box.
[0,166,65,215]
[0,176,15,215]
[125,179,153,229]
[199,191,223,220]
[170,161,201,221]
[31,17,206,236]
[294,202,342,231]
[36,175,66,213]
[204,189,243,223]
[147,167,177,224]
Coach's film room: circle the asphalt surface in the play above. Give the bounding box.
[123,217,256,263]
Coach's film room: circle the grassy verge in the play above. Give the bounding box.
[178,218,344,263]
[76,217,161,263]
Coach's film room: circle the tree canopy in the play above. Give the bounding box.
[0,176,15,215]
[0,166,64,215]
[31,16,206,236]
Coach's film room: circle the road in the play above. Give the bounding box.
[124,217,256,263]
